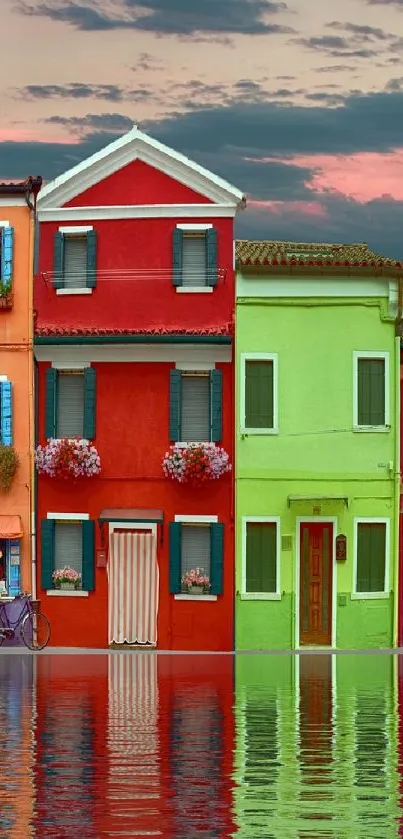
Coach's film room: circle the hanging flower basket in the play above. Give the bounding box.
[35,438,101,479]
[162,442,231,485]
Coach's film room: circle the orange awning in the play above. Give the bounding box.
[0,515,23,539]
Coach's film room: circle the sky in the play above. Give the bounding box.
[2,0,403,255]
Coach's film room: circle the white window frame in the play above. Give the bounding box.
[241,516,281,600]
[46,511,90,597]
[174,514,218,601]
[240,353,278,435]
[175,223,213,294]
[56,225,94,296]
[352,517,390,600]
[352,351,390,432]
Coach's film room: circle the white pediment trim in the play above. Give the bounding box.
[37,203,238,222]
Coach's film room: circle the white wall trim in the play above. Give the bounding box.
[38,204,237,222]
[352,517,391,599]
[174,594,218,601]
[46,512,90,521]
[0,198,25,207]
[56,288,93,296]
[176,223,213,231]
[236,275,392,299]
[176,287,213,294]
[46,590,89,597]
[174,514,218,523]
[175,361,215,371]
[0,375,8,382]
[295,517,338,649]
[0,220,10,228]
[58,225,93,234]
[240,352,278,435]
[241,516,281,599]
[352,351,390,431]
[35,344,232,365]
[51,360,91,370]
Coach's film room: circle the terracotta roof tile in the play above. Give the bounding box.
[235,240,402,269]
[35,325,232,337]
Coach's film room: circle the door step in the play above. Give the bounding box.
[109,642,156,650]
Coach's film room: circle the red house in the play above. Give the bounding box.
[34,125,245,649]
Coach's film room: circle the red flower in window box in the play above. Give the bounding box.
[162,443,231,485]
[35,438,101,479]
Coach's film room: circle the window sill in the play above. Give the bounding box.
[353,425,390,433]
[176,287,213,294]
[240,593,281,601]
[174,594,218,601]
[56,288,93,296]
[46,590,89,597]
[175,440,212,447]
[350,591,390,600]
[240,429,278,437]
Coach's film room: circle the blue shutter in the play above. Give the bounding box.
[210,523,224,595]
[86,229,97,288]
[1,226,14,291]
[1,381,12,446]
[169,522,181,594]
[83,367,96,439]
[82,520,95,592]
[8,540,21,598]
[172,228,183,287]
[210,369,222,442]
[53,232,64,289]
[206,227,218,287]
[45,368,57,438]
[169,369,182,442]
[41,520,55,590]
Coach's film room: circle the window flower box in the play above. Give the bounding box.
[162,442,231,485]
[182,568,210,594]
[35,438,101,479]
[53,567,82,590]
[0,293,13,310]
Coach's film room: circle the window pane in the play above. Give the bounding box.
[181,375,210,441]
[245,360,274,429]
[182,235,206,287]
[357,358,385,426]
[356,523,386,592]
[55,522,83,586]
[64,236,87,289]
[181,525,211,591]
[246,522,277,593]
[57,373,85,438]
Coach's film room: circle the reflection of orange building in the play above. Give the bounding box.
[0,178,41,595]
[0,656,35,836]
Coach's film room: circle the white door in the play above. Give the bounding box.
[108,529,159,645]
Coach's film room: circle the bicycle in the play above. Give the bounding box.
[0,595,51,651]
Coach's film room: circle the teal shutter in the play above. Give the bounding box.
[172,228,183,286]
[53,232,64,289]
[169,369,182,441]
[246,522,277,593]
[206,227,218,286]
[357,359,385,426]
[83,367,96,439]
[210,522,224,595]
[41,519,55,590]
[45,368,58,438]
[1,381,12,446]
[245,360,274,429]
[1,226,14,290]
[210,369,222,442]
[169,522,181,594]
[86,229,97,289]
[82,520,95,591]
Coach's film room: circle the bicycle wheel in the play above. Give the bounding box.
[21,611,51,651]
[0,613,5,647]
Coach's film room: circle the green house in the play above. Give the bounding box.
[235,240,402,649]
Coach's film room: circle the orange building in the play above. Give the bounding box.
[0,177,41,597]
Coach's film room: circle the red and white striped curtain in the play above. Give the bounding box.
[108,530,159,645]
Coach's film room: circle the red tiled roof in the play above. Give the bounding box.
[236,240,403,269]
[35,324,233,337]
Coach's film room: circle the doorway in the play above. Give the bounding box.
[108,526,159,646]
[299,522,333,646]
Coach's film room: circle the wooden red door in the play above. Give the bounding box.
[299,523,333,645]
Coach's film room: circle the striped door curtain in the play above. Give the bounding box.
[108,530,159,645]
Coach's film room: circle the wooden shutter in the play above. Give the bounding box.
[53,232,64,290]
[169,522,181,594]
[210,523,224,595]
[169,369,181,441]
[172,228,183,287]
[86,229,97,288]
[83,367,96,439]
[181,374,210,441]
[54,522,83,577]
[357,358,385,426]
[41,519,55,590]
[1,226,14,289]
[82,520,95,591]
[246,522,277,593]
[45,367,57,439]
[63,236,87,289]
[57,373,84,438]
[0,381,12,446]
[206,227,218,286]
[210,369,222,442]
[245,360,274,429]
[356,523,386,592]
[182,235,207,287]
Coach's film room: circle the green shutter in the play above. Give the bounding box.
[246,522,277,593]
[45,367,58,438]
[357,359,385,426]
[82,520,95,591]
[210,369,222,442]
[41,519,55,590]
[169,522,181,594]
[206,227,218,286]
[83,367,96,439]
[86,229,97,288]
[357,523,386,593]
[169,369,181,441]
[245,360,274,429]
[53,231,64,290]
[172,228,183,287]
[210,522,224,595]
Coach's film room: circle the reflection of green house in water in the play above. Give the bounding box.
[233,654,399,838]
[235,240,401,650]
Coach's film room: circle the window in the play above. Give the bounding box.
[353,352,389,429]
[172,226,217,288]
[45,367,96,440]
[169,520,224,595]
[0,225,14,290]
[242,518,280,598]
[53,228,97,291]
[0,380,13,446]
[170,369,222,442]
[354,520,389,596]
[241,353,278,434]
[41,517,95,592]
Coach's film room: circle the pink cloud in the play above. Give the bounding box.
[248,199,328,218]
[287,149,403,202]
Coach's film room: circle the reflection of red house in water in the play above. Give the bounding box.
[35,125,245,649]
